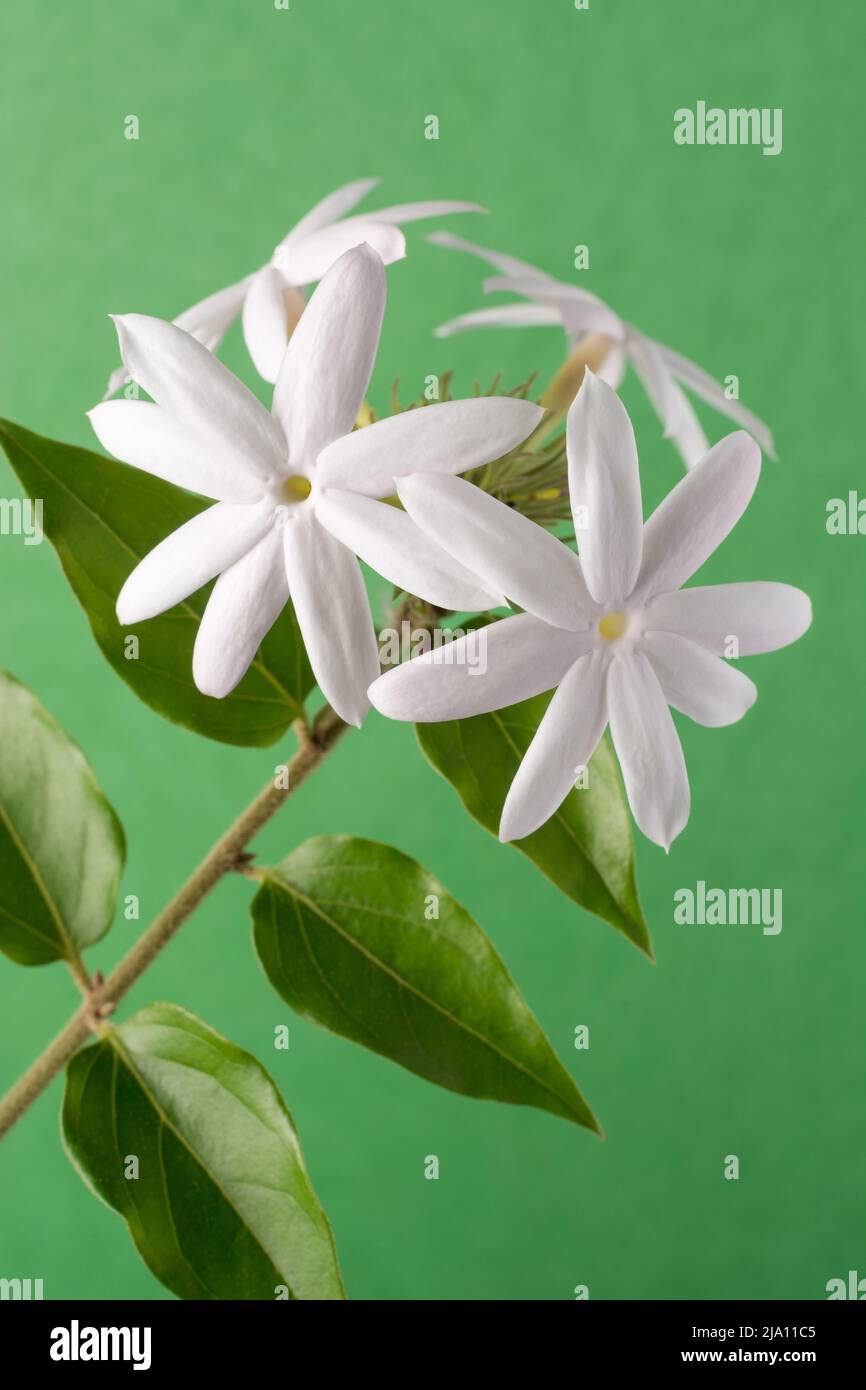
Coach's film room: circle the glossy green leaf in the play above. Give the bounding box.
[0,667,124,966]
[62,1003,345,1301]
[416,698,651,955]
[0,419,313,747]
[252,834,600,1132]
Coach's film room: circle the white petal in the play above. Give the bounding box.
[626,328,687,432]
[283,514,380,727]
[566,369,643,605]
[104,278,251,400]
[173,277,252,351]
[634,431,762,603]
[500,649,610,842]
[272,244,385,467]
[596,341,626,388]
[192,529,288,698]
[483,273,611,308]
[655,342,776,459]
[241,266,295,384]
[369,613,591,722]
[643,631,757,727]
[427,231,557,282]
[643,582,812,656]
[110,314,284,481]
[434,304,564,338]
[315,489,503,611]
[317,395,544,499]
[117,499,275,624]
[397,473,595,630]
[627,328,708,469]
[88,401,265,503]
[104,363,134,400]
[607,652,690,851]
[360,200,486,225]
[276,221,405,286]
[562,301,626,342]
[283,177,381,244]
[483,275,624,339]
[665,397,711,472]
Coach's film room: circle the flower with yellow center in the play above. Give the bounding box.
[370,370,811,851]
[89,246,545,727]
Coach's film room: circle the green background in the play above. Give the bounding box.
[0,0,862,1301]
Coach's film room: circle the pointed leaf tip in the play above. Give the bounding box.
[251,834,600,1132]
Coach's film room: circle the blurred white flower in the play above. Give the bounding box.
[105,178,485,395]
[369,370,810,848]
[90,246,542,727]
[429,231,775,470]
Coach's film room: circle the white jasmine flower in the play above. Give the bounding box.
[89,245,542,727]
[105,178,485,395]
[369,370,810,848]
[429,231,774,470]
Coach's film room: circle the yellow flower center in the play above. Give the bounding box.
[281,474,312,503]
[598,610,628,641]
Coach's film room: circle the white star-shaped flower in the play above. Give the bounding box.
[105,178,485,396]
[429,231,775,471]
[89,245,543,727]
[369,370,810,849]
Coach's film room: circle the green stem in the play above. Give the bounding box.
[0,706,347,1143]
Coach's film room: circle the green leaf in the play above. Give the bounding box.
[0,667,124,967]
[0,420,314,747]
[62,1003,345,1301]
[416,698,651,956]
[252,834,600,1133]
